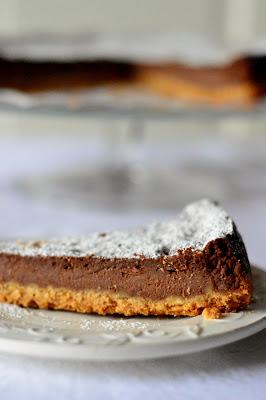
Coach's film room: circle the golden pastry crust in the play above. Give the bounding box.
[0,281,251,318]
[202,307,222,320]
[136,69,258,105]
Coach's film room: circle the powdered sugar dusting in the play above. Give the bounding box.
[80,318,151,332]
[0,199,233,259]
[0,303,31,319]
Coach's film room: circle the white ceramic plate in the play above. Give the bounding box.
[0,266,265,361]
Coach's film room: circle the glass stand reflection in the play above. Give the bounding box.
[15,116,266,213]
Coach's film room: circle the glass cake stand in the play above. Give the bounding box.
[9,105,265,209]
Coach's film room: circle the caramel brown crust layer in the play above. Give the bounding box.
[135,59,255,104]
[136,58,251,86]
[0,281,251,317]
[136,56,266,104]
[136,70,258,105]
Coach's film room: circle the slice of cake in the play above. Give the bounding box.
[0,199,252,318]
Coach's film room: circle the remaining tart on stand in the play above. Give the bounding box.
[0,54,265,105]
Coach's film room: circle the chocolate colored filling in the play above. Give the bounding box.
[0,59,135,92]
[0,228,251,301]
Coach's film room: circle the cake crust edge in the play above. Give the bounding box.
[0,279,252,319]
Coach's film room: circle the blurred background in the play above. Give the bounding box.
[0,0,265,267]
[1,0,266,45]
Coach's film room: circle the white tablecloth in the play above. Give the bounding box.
[0,125,265,400]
